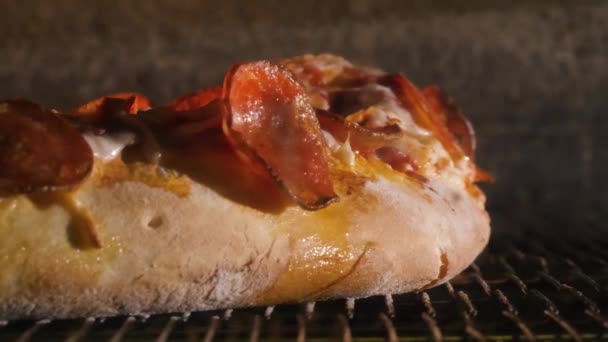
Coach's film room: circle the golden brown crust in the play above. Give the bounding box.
[0,54,491,319]
[0,153,489,319]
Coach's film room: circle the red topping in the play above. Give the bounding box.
[379,73,468,161]
[166,86,222,111]
[328,88,386,116]
[375,146,421,172]
[223,61,337,210]
[379,74,495,184]
[316,110,400,153]
[139,101,222,139]
[0,100,93,196]
[301,63,326,86]
[138,88,223,144]
[423,86,476,160]
[474,166,495,183]
[72,92,151,117]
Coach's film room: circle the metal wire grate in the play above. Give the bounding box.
[1,225,607,341]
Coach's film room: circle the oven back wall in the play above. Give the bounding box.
[1,0,606,231]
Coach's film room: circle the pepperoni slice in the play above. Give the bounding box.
[327,87,388,117]
[474,166,495,183]
[223,61,337,210]
[280,54,379,89]
[167,86,222,111]
[0,100,93,196]
[423,86,476,160]
[316,110,401,153]
[72,92,151,117]
[379,73,466,161]
[138,87,222,137]
[375,146,421,173]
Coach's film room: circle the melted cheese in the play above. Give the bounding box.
[334,137,356,167]
[83,132,135,162]
[342,83,475,192]
[322,129,339,150]
[365,84,431,138]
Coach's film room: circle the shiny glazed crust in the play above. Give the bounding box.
[0,154,489,319]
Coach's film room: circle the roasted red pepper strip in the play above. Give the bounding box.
[0,100,93,196]
[72,92,151,117]
[223,61,337,210]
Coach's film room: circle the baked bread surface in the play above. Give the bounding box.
[0,147,489,319]
[0,54,490,319]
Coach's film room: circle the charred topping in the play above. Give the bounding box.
[0,100,101,248]
[378,73,472,163]
[0,100,93,196]
[167,86,222,111]
[422,86,476,160]
[69,95,161,164]
[222,61,338,210]
[0,55,489,217]
[316,109,401,153]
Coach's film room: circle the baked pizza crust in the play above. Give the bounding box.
[0,154,489,319]
[0,54,491,319]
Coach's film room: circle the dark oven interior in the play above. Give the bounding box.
[1,0,607,340]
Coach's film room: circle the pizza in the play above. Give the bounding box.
[0,54,491,319]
